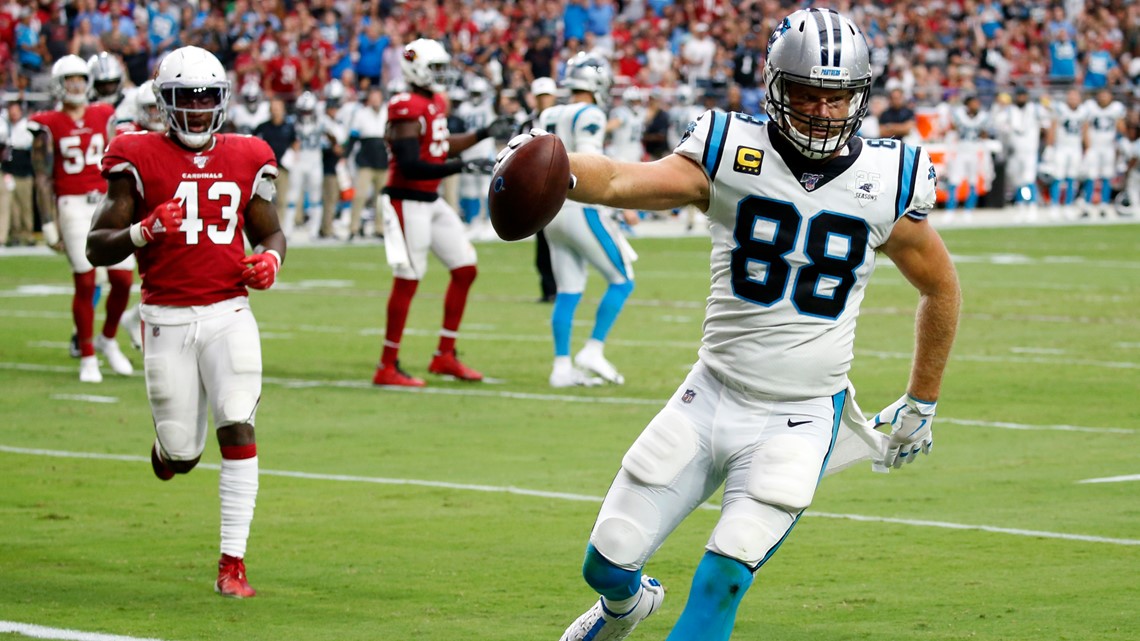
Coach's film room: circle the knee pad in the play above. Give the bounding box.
[710,510,789,567]
[591,488,657,569]
[217,334,261,426]
[155,420,203,461]
[622,407,698,487]
[746,434,824,512]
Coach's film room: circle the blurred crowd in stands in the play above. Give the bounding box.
[2,0,1140,246]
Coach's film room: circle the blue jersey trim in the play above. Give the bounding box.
[704,111,730,179]
[584,208,628,278]
[895,144,918,221]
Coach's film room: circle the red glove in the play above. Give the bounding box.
[240,250,281,290]
[137,199,184,244]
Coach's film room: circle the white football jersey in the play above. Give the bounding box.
[1006,101,1048,153]
[1052,101,1087,151]
[1083,99,1125,147]
[230,102,271,135]
[952,106,990,141]
[538,102,607,155]
[675,111,937,399]
[457,99,498,161]
[607,104,645,162]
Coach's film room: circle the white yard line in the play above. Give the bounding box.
[49,394,118,404]
[2,445,1138,546]
[1077,474,1140,484]
[0,621,165,641]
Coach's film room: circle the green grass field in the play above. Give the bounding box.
[2,222,1138,641]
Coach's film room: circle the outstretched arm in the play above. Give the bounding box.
[567,152,709,213]
[879,217,961,401]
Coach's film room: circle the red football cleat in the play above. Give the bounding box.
[151,444,174,481]
[215,554,256,598]
[428,351,484,381]
[372,361,426,387]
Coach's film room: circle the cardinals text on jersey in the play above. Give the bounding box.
[28,103,116,196]
[674,110,937,399]
[101,133,278,306]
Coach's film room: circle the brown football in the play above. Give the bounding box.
[488,135,570,241]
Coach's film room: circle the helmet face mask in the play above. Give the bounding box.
[561,53,612,106]
[154,46,231,149]
[87,53,124,104]
[765,9,871,160]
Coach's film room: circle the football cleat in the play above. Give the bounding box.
[95,334,134,375]
[428,351,483,381]
[150,443,174,481]
[373,361,426,387]
[79,355,102,383]
[574,347,624,385]
[559,575,664,641]
[214,554,256,598]
[549,366,603,388]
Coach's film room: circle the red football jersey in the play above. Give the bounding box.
[28,103,116,196]
[101,133,278,307]
[385,90,450,194]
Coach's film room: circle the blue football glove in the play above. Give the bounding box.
[874,394,937,469]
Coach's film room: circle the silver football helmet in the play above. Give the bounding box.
[87,52,124,104]
[561,52,612,106]
[400,39,457,93]
[764,8,872,160]
[153,46,231,149]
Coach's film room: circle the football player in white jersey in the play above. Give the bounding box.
[946,93,991,214]
[1002,87,1049,220]
[229,82,270,135]
[1081,87,1126,217]
[607,86,645,163]
[537,53,635,388]
[456,76,498,226]
[498,9,959,641]
[1045,88,1088,217]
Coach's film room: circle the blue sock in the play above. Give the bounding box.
[1100,179,1111,206]
[581,544,641,601]
[92,284,102,306]
[1067,178,1078,204]
[1084,179,1095,206]
[552,292,582,357]
[665,552,754,641]
[460,198,480,223]
[964,185,977,210]
[1050,181,1061,204]
[591,281,634,343]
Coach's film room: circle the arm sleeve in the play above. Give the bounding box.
[904,147,938,220]
[389,137,463,180]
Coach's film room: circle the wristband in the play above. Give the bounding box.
[129,222,148,247]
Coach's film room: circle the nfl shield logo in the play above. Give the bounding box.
[681,389,696,404]
[800,173,824,191]
[192,155,210,169]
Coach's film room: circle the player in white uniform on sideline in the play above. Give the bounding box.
[538,53,635,388]
[1080,87,1126,218]
[285,91,325,238]
[607,86,645,163]
[1002,87,1049,221]
[497,9,959,641]
[946,93,990,215]
[229,82,270,135]
[1045,88,1088,218]
[456,76,498,228]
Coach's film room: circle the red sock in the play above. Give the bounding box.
[437,265,477,354]
[381,278,419,367]
[73,271,97,357]
[101,269,133,339]
[220,443,258,460]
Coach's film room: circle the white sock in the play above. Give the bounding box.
[582,338,605,355]
[553,355,573,372]
[601,586,641,617]
[219,456,258,558]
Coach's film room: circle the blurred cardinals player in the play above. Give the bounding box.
[86,46,284,599]
[30,55,135,383]
[372,38,513,387]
